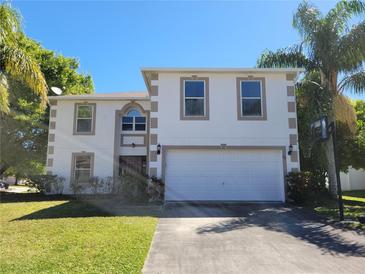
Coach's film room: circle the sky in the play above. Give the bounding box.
[11,0,365,100]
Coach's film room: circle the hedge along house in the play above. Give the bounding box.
[47,67,303,201]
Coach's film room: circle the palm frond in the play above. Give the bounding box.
[338,70,365,94]
[257,45,313,70]
[1,45,48,110]
[293,1,321,40]
[326,0,365,34]
[0,73,9,113]
[338,21,365,71]
[0,2,22,45]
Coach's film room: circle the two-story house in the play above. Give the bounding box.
[47,67,302,201]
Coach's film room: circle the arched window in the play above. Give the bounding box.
[122,108,146,131]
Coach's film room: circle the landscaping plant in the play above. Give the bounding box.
[258,0,365,195]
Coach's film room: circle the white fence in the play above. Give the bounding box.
[340,167,365,191]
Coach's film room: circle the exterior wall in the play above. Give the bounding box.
[341,167,365,191]
[46,99,150,194]
[148,72,300,178]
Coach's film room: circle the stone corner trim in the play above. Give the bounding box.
[149,167,157,177]
[150,73,158,81]
[48,146,54,154]
[50,109,57,118]
[287,86,295,96]
[290,151,299,162]
[150,151,157,162]
[286,73,296,81]
[288,102,296,113]
[151,117,158,129]
[49,100,58,106]
[47,158,53,167]
[151,85,158,96]
[151,101,158,112]
[48,133,55,142]
[50,121,56,130]
[150,134,158,145]
[289,134,298,145]
[288,118,297,129]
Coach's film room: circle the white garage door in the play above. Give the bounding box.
[165,148,285,201]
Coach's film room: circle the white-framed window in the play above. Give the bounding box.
[74,104,95,134]
[122,108,146,131]
[240,80,263,117]
[72,153,94,183]
[184,80,206,117]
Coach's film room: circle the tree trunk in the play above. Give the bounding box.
[323,70,339,197]
[325,129,338,196]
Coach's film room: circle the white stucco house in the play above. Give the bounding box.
[46,67,303,202]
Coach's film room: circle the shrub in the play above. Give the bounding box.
[286,170,329,204]
[69,178,83,195]
[120,173,148,202]
[103,176,113,193]
[147,176,164,202]
[28,175,58,193]
[89,176,104,194]
[53,176,65,194]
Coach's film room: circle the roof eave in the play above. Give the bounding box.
[140,67,305,73]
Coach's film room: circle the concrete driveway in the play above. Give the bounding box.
[143,203,365,274]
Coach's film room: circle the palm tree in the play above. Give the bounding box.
[257,0,365,196]
[0,2,48,113]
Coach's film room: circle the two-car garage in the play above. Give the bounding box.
[164,148,285,202]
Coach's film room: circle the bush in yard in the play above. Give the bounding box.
[286,170,329,204]
[120,173,148,202]
[28,175,58,193]
[88,176,104,194]
[69,178,84,195]
[103,176,113,193]
[53,176,65,194]
[147,176,164,202]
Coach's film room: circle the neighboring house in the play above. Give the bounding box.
[340,167,365,191]
[47,67,302,201]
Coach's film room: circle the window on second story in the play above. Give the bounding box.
[181,78,209,120]
[122,108,146,131]
[237,78,267,120]
[74,104,96,135]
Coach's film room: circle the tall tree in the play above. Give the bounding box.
[257,0,365,195]
[0,2,47,113]
[0,3,94,177]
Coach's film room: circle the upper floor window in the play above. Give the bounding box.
[181,77,209,120]
[122,108,146,131]
[237,78,267,120]
[74,104,96,135]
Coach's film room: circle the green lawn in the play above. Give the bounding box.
[314,190,365,230]
[0,194,159,274]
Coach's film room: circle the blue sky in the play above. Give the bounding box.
[11,0,364,100]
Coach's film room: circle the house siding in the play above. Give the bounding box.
[148,72,300,177]
[47,99,150,194]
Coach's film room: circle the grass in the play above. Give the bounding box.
[0,193,159,274]
[314,190,365,230]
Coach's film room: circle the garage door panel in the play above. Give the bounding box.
[165,148,285,201]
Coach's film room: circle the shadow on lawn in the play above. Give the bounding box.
[5,193,161,220]
[189,204,365,257]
